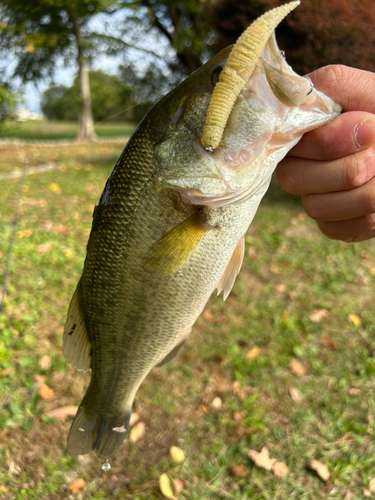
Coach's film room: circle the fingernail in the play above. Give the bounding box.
[354,119,375,148]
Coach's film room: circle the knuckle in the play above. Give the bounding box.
[302,194,320,220]
[342,148,375,189]
[312,64,346,90]
[364,185,375,213]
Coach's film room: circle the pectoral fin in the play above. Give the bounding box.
[144,211,213,275]
[217,235,245,301]
[63,280,92,372]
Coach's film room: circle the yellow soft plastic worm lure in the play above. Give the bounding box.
[201,0,300,151]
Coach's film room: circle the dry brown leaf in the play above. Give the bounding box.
[45,406,78,419]
[349,387,361,395]
[39,383,54,400]
[173,478,184,495]
[348,314,361,327]
[233,410,247,422]
[309,459,330,482]
[272,461,290,478]
[199,405,209,415]
[309,309,329,323]
[68,478,86,492]
[203,309,213,321]
[36,243,52,254]
[275,284,286,293]
[364,489,371,497]
[320,335,337,349]
[289,386,303,403]
[210,397,222,409]
[248,447,276,471]
[169,446,185,463]
[246,347,260,361]
[129,421,145,443]
[38,354,52,369]
[369,477,375,492]
[159,473,176,500]
[289,359,306,376]
[232,465,247,477]
[129,412,139,427]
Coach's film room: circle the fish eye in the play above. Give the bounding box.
[211,65,223,87]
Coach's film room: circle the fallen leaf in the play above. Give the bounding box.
[36,243,52,254]
[369,477,375,492]
[45,406,78,419]
[199,405,209,415]
[38,354,52,369]
[232,465,247,477]
[308,459,330,482]
[159,473,176,500]
[309,309,329,323]
[363,488,371,497]
[320,335,337,349]
[39,383,54,400]
[173,478,184,495]
[349,387,361,395]
[348,314,361,327]
[248,447,276,471]
[203,309,213,321]
[246,347,260,361]
[68,478,86,492]
[210,397,222,409]
[275,284,286,293]
[289,359,306,376]
[48,183,61,194]
[289,386,303,403]
[169,446,185,463]
[129,421,145,443]
[233,410,247,422]
[129,412,139,427]
[16,228,32,239]
[369,267,375,275]
[272,461,290,478]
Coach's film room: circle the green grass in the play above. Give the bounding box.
[0,119,135,141]
[1,150,375,499]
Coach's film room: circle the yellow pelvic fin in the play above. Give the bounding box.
[201,0,300,150]
[217,235,245,301]
[144,211,212,275]
[63,280,92,372]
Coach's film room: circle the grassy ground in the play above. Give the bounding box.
[1,142,375,499]
[0,120,135,141]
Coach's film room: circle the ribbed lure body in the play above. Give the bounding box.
[201,0,300,150]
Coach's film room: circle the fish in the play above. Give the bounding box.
[63,1,341,457]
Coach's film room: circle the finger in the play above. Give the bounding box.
[351,228,375,243]
[288,111,375,160]
[316,214,375,242]
[307,65,375,114]
[278,145,375,195]
[302,175,375,221]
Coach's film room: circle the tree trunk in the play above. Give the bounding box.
[69,11,96,141]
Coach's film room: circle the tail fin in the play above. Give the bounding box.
[67,406,132,457]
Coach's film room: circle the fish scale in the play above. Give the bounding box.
[63,1,341,457]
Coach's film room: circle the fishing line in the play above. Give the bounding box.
[89,85,175,129]
[0,156,28,320]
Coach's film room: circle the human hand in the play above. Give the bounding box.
[277,65,375,242]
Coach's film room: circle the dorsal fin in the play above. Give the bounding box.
[217,235,245,301]
[63,280,92,372]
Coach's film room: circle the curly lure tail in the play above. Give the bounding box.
[201,0,300,151]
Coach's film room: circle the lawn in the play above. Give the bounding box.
[1,141,375,499]
[0,120,135,141]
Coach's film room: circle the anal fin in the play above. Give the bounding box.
[63,280,91,372]
[144,211,213,275]
[216,235,245,301]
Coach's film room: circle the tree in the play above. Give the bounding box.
[209,0,375,75]
[0,84,17,121]
[41,70,132,122]
[0,0,121,140]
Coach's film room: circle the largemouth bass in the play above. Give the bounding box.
[64,1,341,457]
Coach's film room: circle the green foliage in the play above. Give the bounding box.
[0,85,17,120]
[0,0,121,82]
[41,70,131,122]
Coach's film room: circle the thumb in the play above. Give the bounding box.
[307,65,375,114]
